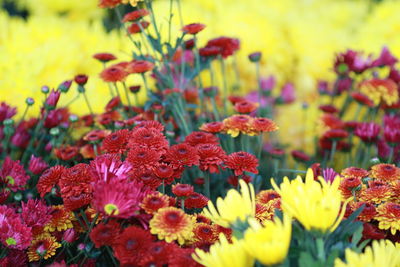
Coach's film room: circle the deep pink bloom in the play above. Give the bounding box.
[92,180,150,219]
[355,122,381,143]
[0,205,32,250]
[0,157,29,192]
[11,128,30,148]
[322,168,338,183]
[45,89,61,108]
[20,199,52,230]
[260,75,276,91]
[89,154,132,182]
[0,102,17,122]
[28,155,49,175]
[280,83,296,103]
[372,46,398,67]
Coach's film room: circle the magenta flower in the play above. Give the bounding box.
[355,122,381,144]
[89,154,132,183]
[28,155,49,175]
[0,157,29,192]
[45,89,61,108]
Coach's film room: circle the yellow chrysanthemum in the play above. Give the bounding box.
[334,240,400,267]
[202,179,255,228]
[27,233,61,262]
[149,207,195,245]
[271,169,351,234]
[192,234,254,267]
[243,215,291,266]
[359,79,399,107]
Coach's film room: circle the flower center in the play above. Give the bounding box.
[6,237,16,246]
[5,176,14,185]
[104,203,119,215]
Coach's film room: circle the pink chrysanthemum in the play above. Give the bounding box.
[28,155,49,175]
[92,180,149,219]
[89,154,132,182]
[0,157,29,192]
[0,206,32,250]
[21,199,52,234]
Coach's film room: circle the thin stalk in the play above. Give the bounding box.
[180,198,185,212]
[219,56,228,115]
[113,83,122,100]
[329,140,337,167]
[204,172,210,198]
[122,82,133,111]
[20,105,30,123]
[114,7,136,46]
[176,0,184,27]
[103,62,115,97]
[82,92,94,116]
[388,146,394,164]
[255,61,262,116]
[141,73,151,97]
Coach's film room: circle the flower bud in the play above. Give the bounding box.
[58,80,73,93]
[248,52,262,62]
[41,86,50,94]
[25,97,35,106]
[74,74,89,86]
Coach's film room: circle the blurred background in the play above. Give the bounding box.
[0,0,399,149]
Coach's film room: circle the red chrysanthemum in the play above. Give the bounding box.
[193,223,216,243]
[139,241,175,267]
[127,21,150,34]
[113,226,153,265]
[199,122,224,133]
[93,52,117,62]
[341,167,369,179]
[206,37,240,58]
[37,165,66,197]
[129,127,169,153]
[182,23,206,35]
[153,162,176,184]
[225,151,258,176]
[0,157,29,192]
[184,193,209,209]
[131,168,162,189]
[122,9,149,22]
[100,66,128,83]
[323,129,349,140]
[172,183,194,197]
[199,46,221,57]
[98,0,121,8]
[164,143,200,169]
[126,60,154,74]
[141,192,171,214]
[370,164,400,182]
[350,91,375,107]
[250,117,278,134]
[90,220,122,248]
[362,223,386,240]
[53,145,79,161]
[134,120,165,131]
[196,144,227,173]
[59,164,94,211]
[169,247,203,267]
[127,147,161,170]
[184,131,219,147]
[233,100,258,114]
[102,129,130,154]
[350,201,377,222]
[92,179,149,219]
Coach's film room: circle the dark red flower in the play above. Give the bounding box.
[0,102,17,122]
[131,168,162,189]
[112,226,153,265]
[227,174,252,187]
[122,9,150,22]
[102,129,130,154]
[182,23,206,35]
[362,223,386,240]
[172,183,194,197]
[206,37,240,58]
[319,104,339,114]
[184,193,209,209]
[350,92,375,107]
[54,145,79,161]
[93,52,117,62]
[74,74,89,86]
[291,150,311,162]
[90,221,121,248]
[37,165,66,197]
[169,247,203,267]
[127,21,150,34]
[199,46,221,57]
[384,125,400,145]
[225,151,258,176]
[323,129,349,140]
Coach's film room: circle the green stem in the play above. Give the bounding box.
[122,82,133,112]
[255,61,262,116]
[329,140,337,167]
[388,146,394,164]
[219,56,228,115]
[82,92,94,116]
[204,172,210,198]
[176,0,184,27]
[141,73,151,97]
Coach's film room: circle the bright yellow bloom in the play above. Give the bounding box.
[271,169,351,234]
[202,180,255,228]
[192,234,254,267]
[334,240,400,267]
[243,215,292,266]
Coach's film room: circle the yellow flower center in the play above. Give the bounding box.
[6,237,16,246]
[104,203,119,215]
[6,176,14,185]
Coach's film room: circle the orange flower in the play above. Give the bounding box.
[359,181,393,204]
[100,66,128,83]
[199,122,224,133]
[234,100,258,114]
[222,115,253,137]
[127,60,154,74]
[359,79,399,106]
[250,117,279,134]
[370,164,400,183]
[27,234,61,262]
[341,167,369,179]
[44,205,74,232]
[141,192,171,214]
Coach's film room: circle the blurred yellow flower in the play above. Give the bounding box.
[271,169,351,234]
[243,215,292,266]
[334,240,400,267]
[202,180,255,228]
[192,234,254,267]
